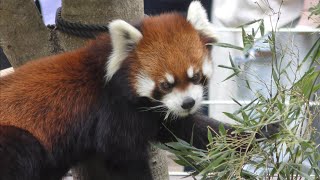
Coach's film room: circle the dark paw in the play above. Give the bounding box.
[257,123,280,139]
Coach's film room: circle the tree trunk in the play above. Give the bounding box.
[0,0,168,179]
[0,0,54,67]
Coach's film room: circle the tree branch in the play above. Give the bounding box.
[62,0,144,23]
[0,0,53,67]
[57,0,144,52]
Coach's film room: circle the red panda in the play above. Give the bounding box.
[0,1,277,179]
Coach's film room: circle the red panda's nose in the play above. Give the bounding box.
[181,97,195,110]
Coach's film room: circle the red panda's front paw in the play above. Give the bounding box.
[257,123,280,139]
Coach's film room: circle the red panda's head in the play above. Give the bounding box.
[106,1,216,118]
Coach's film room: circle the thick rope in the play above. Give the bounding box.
[55,7,109,38]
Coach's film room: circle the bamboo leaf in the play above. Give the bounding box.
[219,124,226,136]
[222,71,240,82]
[229,53,236,69]
[231,97,242,106]
[301,37,320,68]
[237,19,263,27]
[223,112,243,123]
[241,110,249,122]
[217,65,237,70]
[245,79,251,90]
[199,152,230,175]
[207,128,213,144]
[259,19,265,36]
[214,42,244,51]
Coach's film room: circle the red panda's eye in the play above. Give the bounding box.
[191,73,201,84]
[160,82,173,92]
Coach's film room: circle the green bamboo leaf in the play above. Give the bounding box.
[176,155,201,172]
[207,128,213,144]
[241,110,249,122]
[233,98,258,115]
[219,124,226,136]
[223,112,243,123]
[199,152,230,175]
[309,3,320,17]
[217,65,235,70]
[242,27,247,47]
[272,69,280,84]
[259,19,265,36]
[300,141,314,149]
[289,165,314,180]
[240,170,258,179]
[222,71,240,82]
[243,44,252,54]
[245,79,251,90]
[276,98,283,112]
[165,142,189,150]
[190,124,195,146]
[251,28,255,37]
[187,155,205,163]
[275,162,287,176]
[270,166,277,176]
[313,83,320,92]
[229,53,236,68]
[214,42,244,51]
[300,37,320,68]
[173,159,190,167]
[294,69,320,98]
[237,19,262,27]
[231,97,242,106]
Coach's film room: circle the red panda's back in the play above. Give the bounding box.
[0,35,110,149]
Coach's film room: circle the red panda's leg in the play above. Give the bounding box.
[158,114,232,149]
[158,114,279,150]
[103,148,153,180]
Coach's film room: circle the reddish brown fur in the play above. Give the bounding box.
[0,35,110,150]
[129,13,210,91]
[0,14,209,150]
[0,12,209,155]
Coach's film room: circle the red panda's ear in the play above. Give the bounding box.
[106,20,143,81]
[187,1,217,46]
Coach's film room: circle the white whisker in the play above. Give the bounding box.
[164,111,171,120]
[139,104,167,112]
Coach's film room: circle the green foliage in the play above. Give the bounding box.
[159,18,320,179]
[309,2,320,19]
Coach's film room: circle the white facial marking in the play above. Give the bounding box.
[202,56,213,78]
[106,20,143,81]
[165,73,175,84]
[162,84,203,117]
[187,66,194,78]
[187,1,216,41]
[136,72,155,97]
